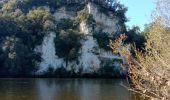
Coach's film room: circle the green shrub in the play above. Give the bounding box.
[93,31,111,51]
[54,30,82,66]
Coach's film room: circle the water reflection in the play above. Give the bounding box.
[0,78,137,100]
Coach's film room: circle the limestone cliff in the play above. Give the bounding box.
[35,1,127,77]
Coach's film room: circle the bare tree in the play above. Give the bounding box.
[109,0,170,99]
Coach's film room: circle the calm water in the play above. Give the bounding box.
[0,78,141,100]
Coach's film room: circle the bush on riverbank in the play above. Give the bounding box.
[109,0,170,98]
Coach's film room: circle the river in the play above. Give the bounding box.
[0,78,142,100]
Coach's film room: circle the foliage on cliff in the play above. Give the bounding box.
[0,0,128,76]
[0,1,55,76]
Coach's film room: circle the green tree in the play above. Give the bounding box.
[1,36,40,75]
[55,30,82,66]
[126,26,146,50]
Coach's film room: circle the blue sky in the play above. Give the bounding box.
[119,0,156,30]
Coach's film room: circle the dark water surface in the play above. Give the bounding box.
[0,78,140,100]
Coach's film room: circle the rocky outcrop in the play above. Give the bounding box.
[35,1,127,77]
[54,7,76,21]
[35,32,65,73]
[87,2,121,35]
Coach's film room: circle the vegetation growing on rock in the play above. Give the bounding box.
[0,0,129,77]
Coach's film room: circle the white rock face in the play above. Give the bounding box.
[35,32,64,73]
[80,21,91,35]
[35,2,127,75]
[79,36,100,73]
[87,2,121,35]
[99,50,121,59]
[53,7,75,21]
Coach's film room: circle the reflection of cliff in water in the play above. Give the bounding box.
[0,79,144,100]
